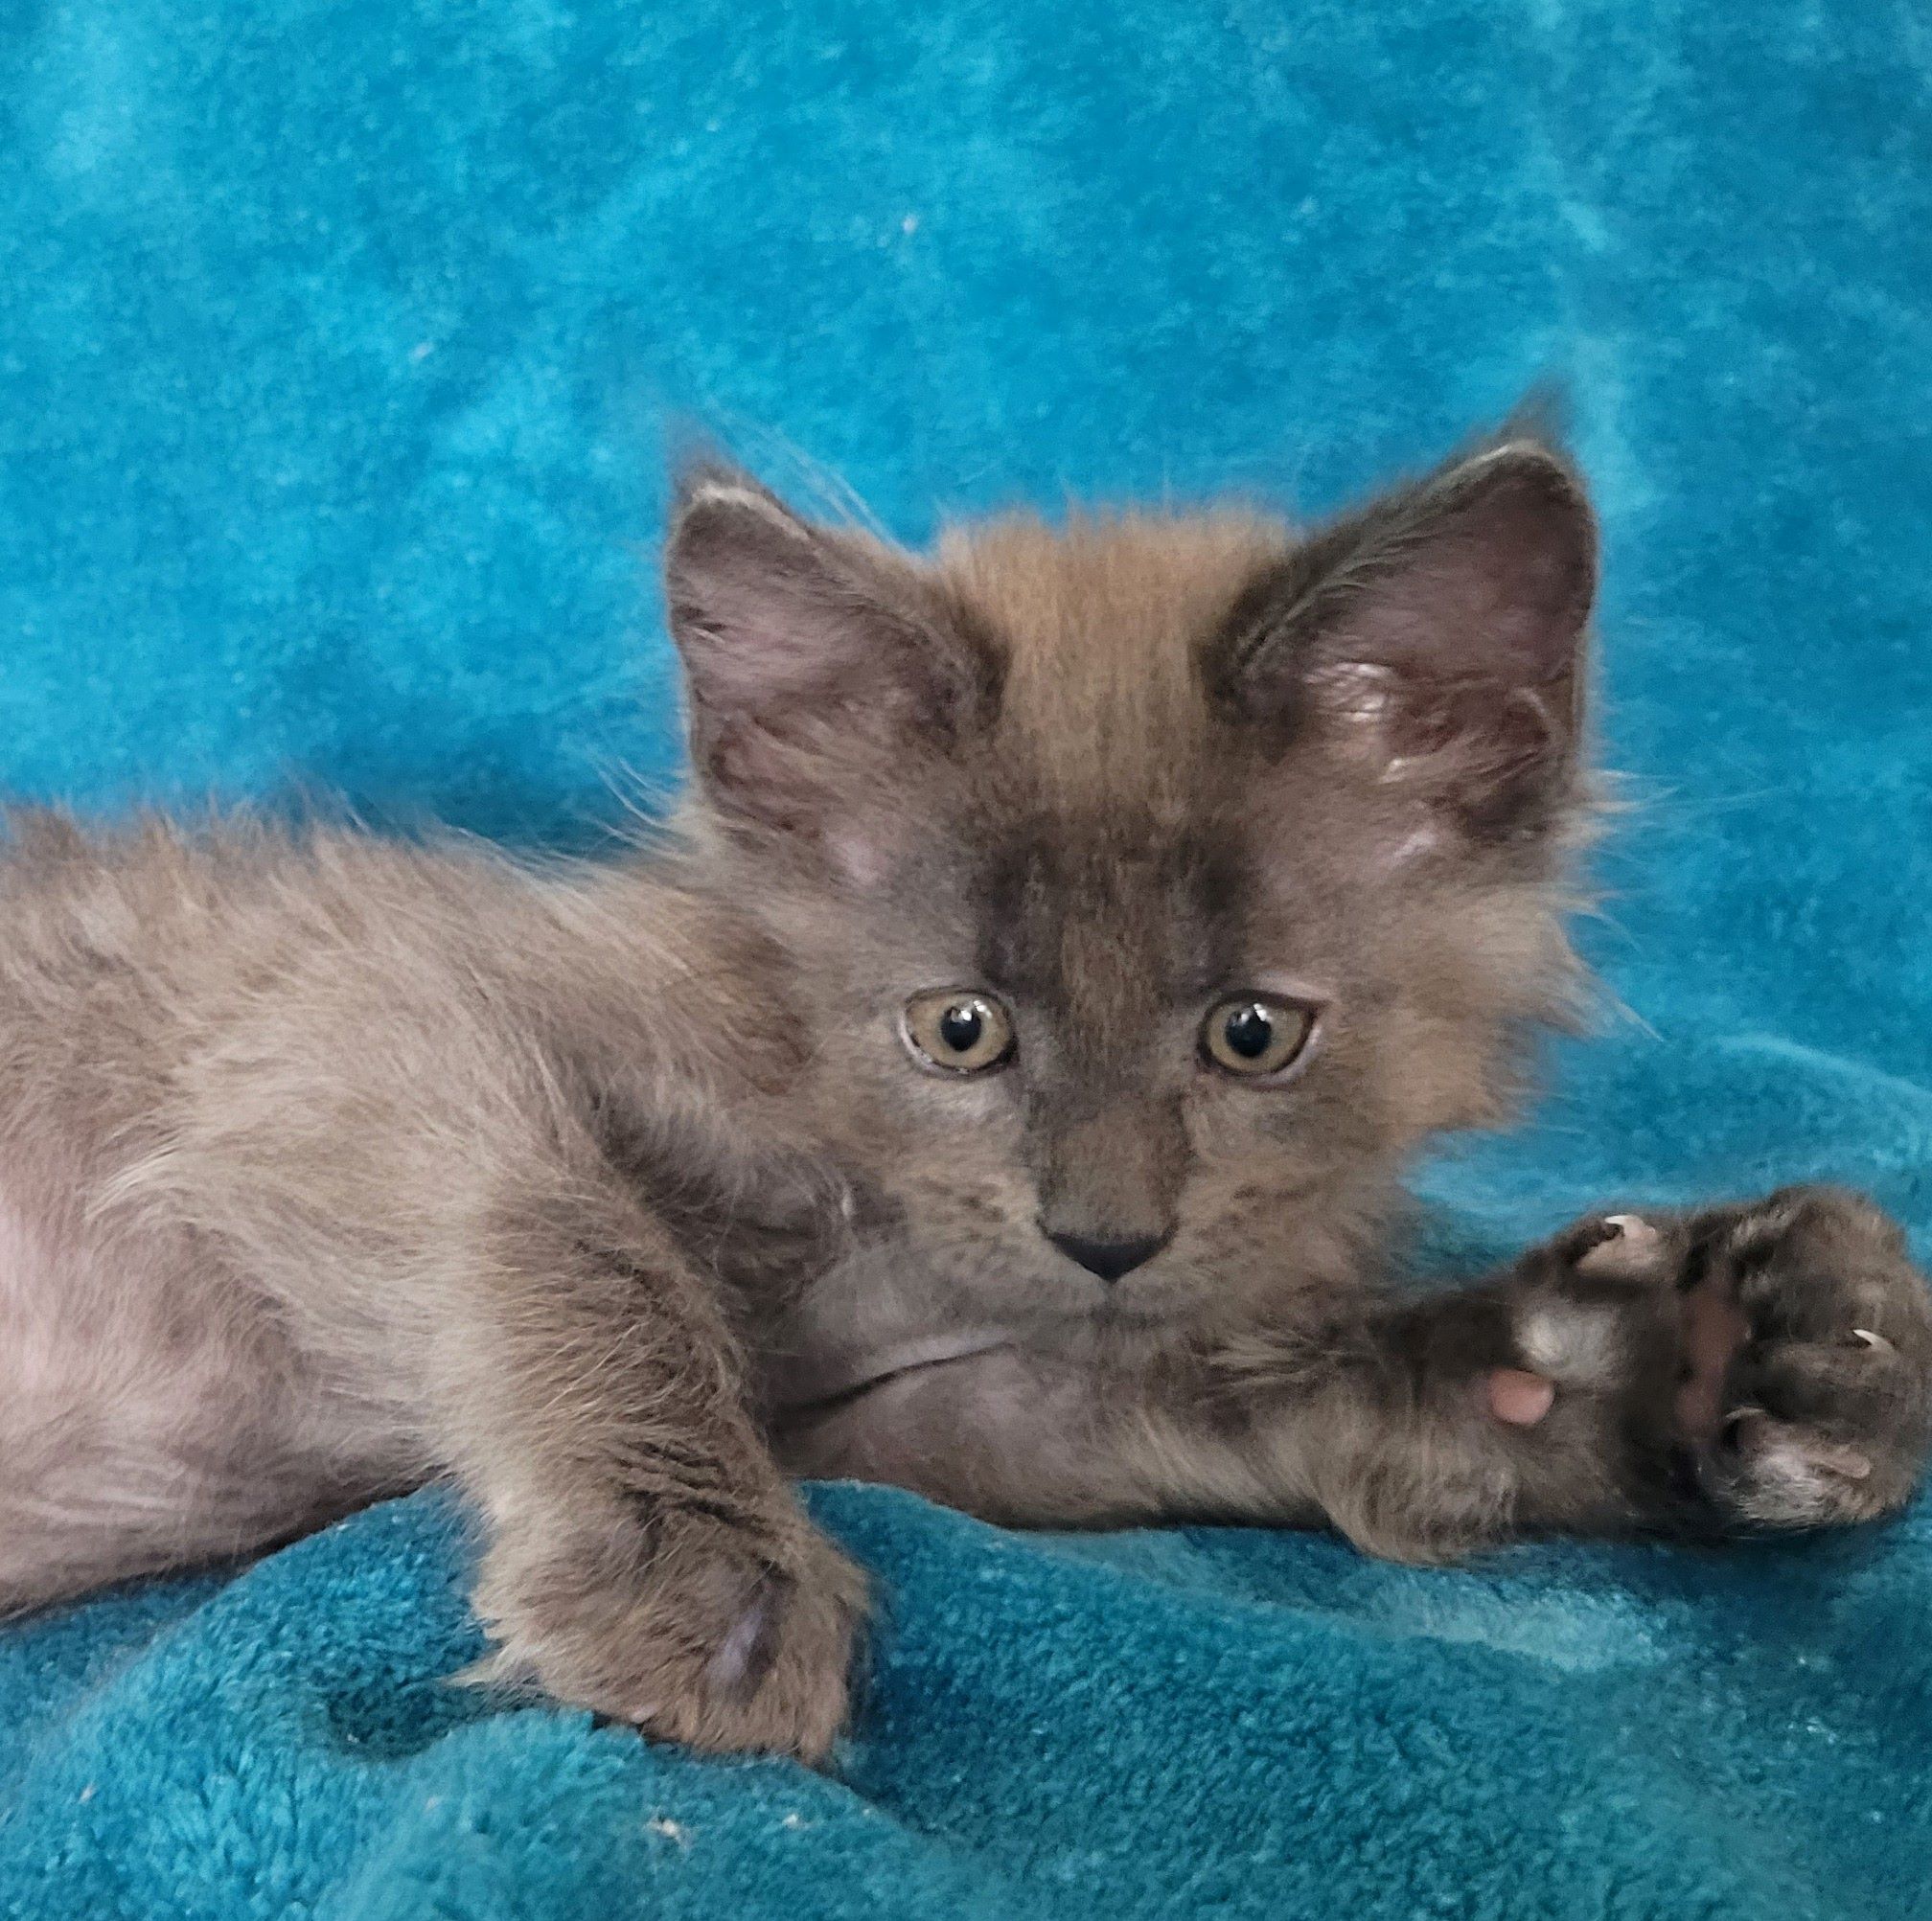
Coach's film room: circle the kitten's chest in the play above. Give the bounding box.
[603,1100,1052,1412]
[750,1221,1049,1418]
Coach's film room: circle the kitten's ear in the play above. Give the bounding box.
[1214,439,1597,837]
[664,466,997,840]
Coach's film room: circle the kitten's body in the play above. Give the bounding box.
[4,444,1928,1759]
[0,817,755,1608]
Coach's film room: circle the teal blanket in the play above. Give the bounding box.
[4,2,1931,1914]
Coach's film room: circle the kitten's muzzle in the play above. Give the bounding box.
[1031,1096,1185,1285]
[1042,1224,1173,1283]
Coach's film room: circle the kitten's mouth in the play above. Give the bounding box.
[770,1328,1016,1416]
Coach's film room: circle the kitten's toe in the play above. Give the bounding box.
[1699,1409,1888,1528]
[1570,1212,1672,1281]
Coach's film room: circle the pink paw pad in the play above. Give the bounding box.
[1486,1367,1555,1427]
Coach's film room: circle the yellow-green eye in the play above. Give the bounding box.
[1200,995,1318,1079]
[901,990,1016,1075]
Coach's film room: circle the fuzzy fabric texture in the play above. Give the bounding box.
[4,1,1932,1914]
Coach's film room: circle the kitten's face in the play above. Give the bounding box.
[666,445,1595,1352]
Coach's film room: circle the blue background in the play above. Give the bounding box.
[3,3,1930,1915]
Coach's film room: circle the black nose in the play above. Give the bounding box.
[1045,1227,1172,1282]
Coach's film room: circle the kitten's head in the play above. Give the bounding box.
[664,439,1596,1342]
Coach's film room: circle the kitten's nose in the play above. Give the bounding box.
[1044,1225,1172,1283]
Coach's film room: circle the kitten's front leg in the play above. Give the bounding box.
[777,1187,1932,1562]
[438,1176,864,1761]
[1253,1184,1932,1560]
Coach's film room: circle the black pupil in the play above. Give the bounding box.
[938,1003,984,1054]
[1225,1005,1274,1060]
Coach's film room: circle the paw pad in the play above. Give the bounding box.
[1486,1367,1555,1427]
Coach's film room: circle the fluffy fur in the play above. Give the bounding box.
[2,440,1926,1759]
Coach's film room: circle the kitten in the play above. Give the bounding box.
[2,437,1927,1763]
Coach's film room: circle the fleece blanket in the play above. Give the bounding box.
[4,2,1932,1915]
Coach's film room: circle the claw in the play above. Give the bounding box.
[1851,1327,1894,1354]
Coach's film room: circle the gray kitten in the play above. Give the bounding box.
[3,436,1928,1762]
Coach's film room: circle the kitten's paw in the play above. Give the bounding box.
[469,1506,866,1762]
[1526,1187,1932,1531]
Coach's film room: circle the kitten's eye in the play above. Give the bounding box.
[1200,995,1319,1080]
[901,990,1016,1075]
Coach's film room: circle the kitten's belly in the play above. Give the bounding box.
[0,1175,410,1612]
